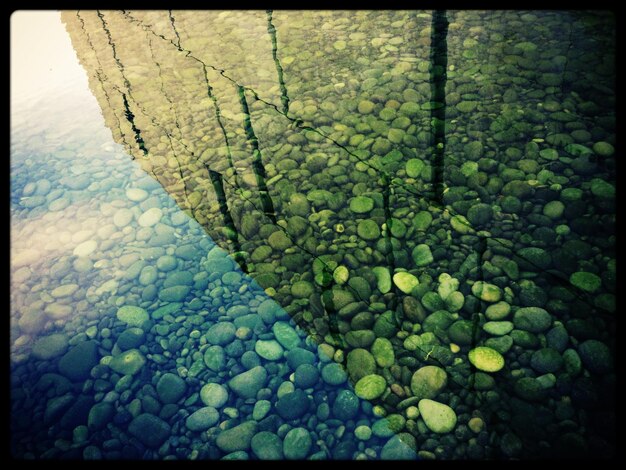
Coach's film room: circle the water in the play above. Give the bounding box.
[10,10,615,460]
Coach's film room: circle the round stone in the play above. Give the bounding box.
[543,200,565,219]
[116,305,149,327]
[569,272,602,293]
[255,340,284,361]
[138,207,163,227]
[393,272,419,294]
[355,374,387,400]
[358,100,375,114]
[468,346,505,372]
[410,366,447,400]
[592,141,614,157]
[350,196,374,214]
[418,399,457,434]
[126,188,148,201]
[156,373,187,404]
[357,220,380,240]
[113,208,133,227]
[73,240,97,257]
[412,244,433,267]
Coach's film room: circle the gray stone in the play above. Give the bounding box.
[128,413,171,448]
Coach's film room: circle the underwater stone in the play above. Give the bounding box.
[228,366,267,399]
[158,285,191,302]
[380,433,418,460]
[468,346,505,372]
[186,407,219,431]
[156,373,187,404]
[592,141,614,156]
[355,374,387,400]
[371,337,394,367]
[578,339,612,374]
[116,305,149,327]
[58,340,98,382]
[410,366,448,400]
[357,219,380,240]
[108,349,145,375]
[393,272,419,294]
[373,267,392,294]
[418,399,457,434]
[471,281,501,302]
[569,271,601,293]
[32,334,68,360]
[283,428,312,460]
[412,244,433,267]
[216,421,257,453]
[128,414,170,448]
[346,348,376,381]
[255,340,284,361]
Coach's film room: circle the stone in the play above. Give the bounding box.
[406,159,425,178]
[393,272,419,294]
[186,407,219,431]
[448,320,476,346]
[357,219,380,240]
[128,413,170,448]
[467,203,493,227]
[530,348,563,374]
[468,347,505,372]
[483,321,514,336]
[126,187,148,201]
[410,366,448,400]
[251,432,283,460]
[294,363,319,389]
[252,400,271,421]
[373,267,391,293]
[291,280,314,299]
[332,389,359,421]
[592,141,614,157]
[73,240,97,257]
[268,230,292,250]
[471,281,501,302]
[354,425,372,441]
[138,207,162,227]
[350,196,374,213]
[590,179,615,198]
[380,433,417,460]
[255,340,284,361]
[113,208,134,227]
[578,339,612,374]
[418,399,457,433]
[569,272,601,293]
[228,366,267,399]
[108,349,145,375]
[276,389,309,420]
[88,402,114,431]
[543,200,565,219]
[200,383,229,408]
[116,305,149,327]
[156,373,187,404]
[50,284,79,298]
[358,100,375,114]
[412,244,433,267]
[58,340,98,382]
[485,301,511,320]
[539,148,559,160]
[283,428,312,460]
[216,421,257,453]
[354,374,387,400]
[413,211,432,231]
[321,363,348,385]
[32,334,68,360]
[158,285,191,302]
[285,348,316,370]
[117,328,146,350]
[371,338,394,367]
[272,322,301,350]
[513,307,552,333]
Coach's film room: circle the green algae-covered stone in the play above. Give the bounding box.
[355,374,387,400]
[468,346,505,372]
[418,399,457,433]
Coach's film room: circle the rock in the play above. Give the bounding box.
[393,272,419,294]
[200,383,228,408]
[485,301,511,320]
[354,374,386,400]
[357,219,380,240]
[410,366,448,400]
[412,244,433,267]
[514,377,546,401]
[448,320,477,346]
[358,100,375,114]
[592,141,614,157]
[350,196,374,213]
[32,333,68,360]
[60,394,93,430]
[156,373,187,404]
[116,305,149,327]
[138,207,162,227]
[569,272,602,293]
[276,389,309,420]
[58,340,99,382]
[228,366,267,399]
[272,322,301,350]
[50,284,79,298]
[252,400,271,421]
[206,322,236,345]
[471,281,501,302]
[403,296,426,322]
[373,311,397,338]
[283,427,312,460]
[156,255,178,271]
[108,349,145,375]
[590,178,615,198]
[216,421,257,453]
[406,159,425,178]
[291,280,314,299]
[294,364,319,389]
[251,432,283,460]
[355,425,372,441]
[255,340,284,361]
[204,345,226,371]
[529,347,563,374]
[332,389,359,420]
[418,399,457,433]
[467,203,493,227]
[373,267,391,294]
[126,187,148,201]
[88,402,114,430]
[456,101,478,113]
[285,348,316,370]
[517,247,551,271]
[380,433,418,460]
[578,339,612,374]
[321,363,347,385]
[468,347,505,372]
[113,208,134,227]
[128,413,170,448]
[158,285,191,302]
[513,307,552,333]
[186,407,219,431]
[44,393,74,425]
[371,338,394,367]
[543,200,565,219]
[539,148,559,160]
[117,328,145,350]
[483,321,514,336]
[268,231,292,250]
[73,240,98,257]
[346,348,376,381]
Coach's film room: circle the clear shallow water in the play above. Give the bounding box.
[10,10,615,460]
